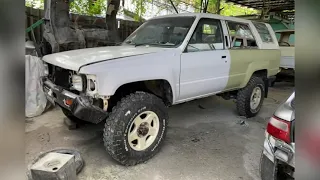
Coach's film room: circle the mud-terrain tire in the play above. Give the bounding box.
[236,76,265,118]
[103,91,168,166]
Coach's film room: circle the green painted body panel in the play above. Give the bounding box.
[225,49,280,91]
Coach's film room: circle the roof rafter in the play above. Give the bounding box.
[226,0,294,11]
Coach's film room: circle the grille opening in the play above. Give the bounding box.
[47,64,75,90]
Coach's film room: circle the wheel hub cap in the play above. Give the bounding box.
[128,111,160,151]
[250,87,262,110]
[137,122,149,137]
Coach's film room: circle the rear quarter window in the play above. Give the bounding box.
[253,22,274,43]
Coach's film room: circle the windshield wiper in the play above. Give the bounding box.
[134,43,157,47]
[123,41,151,47]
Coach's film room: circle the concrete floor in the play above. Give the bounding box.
[26,82,294,180]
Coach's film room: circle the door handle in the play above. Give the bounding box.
[222,56,226,58]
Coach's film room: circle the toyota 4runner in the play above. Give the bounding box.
[41,13,280,166]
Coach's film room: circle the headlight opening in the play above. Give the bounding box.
[71,74,86,91]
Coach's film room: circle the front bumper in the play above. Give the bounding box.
[42,78,108,124]
[262,132,295,177]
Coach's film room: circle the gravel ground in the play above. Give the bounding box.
[25,81,294,180]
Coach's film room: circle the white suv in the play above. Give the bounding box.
[42,13,280,165]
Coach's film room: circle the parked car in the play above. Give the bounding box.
[276,29,295,71]
[41,13,281,166]
[271,29,295,86]
[260,92,295,179]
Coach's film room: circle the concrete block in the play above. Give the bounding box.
[31,152,77,180]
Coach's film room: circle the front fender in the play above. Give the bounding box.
[79,50,180,102]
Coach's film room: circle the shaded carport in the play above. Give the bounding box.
[226,0,295,20]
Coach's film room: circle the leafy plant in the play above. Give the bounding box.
[25,0,259,18]
[69,0,107,16]
[25,0,44,9]
[132,0,153,21]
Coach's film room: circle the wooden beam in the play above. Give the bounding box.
[203,0,209,13]
[259,0,267,19]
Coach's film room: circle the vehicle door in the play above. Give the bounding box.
[223,21,260,90]
[178,18,230,101]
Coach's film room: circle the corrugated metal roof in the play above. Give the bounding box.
[226,0,294,12]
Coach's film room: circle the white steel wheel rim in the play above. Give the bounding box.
[127,111,160,151]
[250,87,262,110]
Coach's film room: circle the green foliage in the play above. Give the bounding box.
[25,0,258,18]
[25,0,44,9]
[26,0,107,15]
[132,0,153,21]
[220,1,258,16]
[206,0,218,13]
[70,0,106,16]
[171,0,258,15]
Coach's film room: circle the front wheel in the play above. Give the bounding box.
[103,92,168,166]
[236,76,265,118]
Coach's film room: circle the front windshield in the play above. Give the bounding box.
[123,16,196,47]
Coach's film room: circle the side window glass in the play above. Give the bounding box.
[227,21,257,49]
[289,33,295,46]
[187,18,224,52]
[253,22,273,43]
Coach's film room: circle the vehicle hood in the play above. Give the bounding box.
[42,45,168,71]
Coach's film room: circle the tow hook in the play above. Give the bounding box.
[101,96,110,111]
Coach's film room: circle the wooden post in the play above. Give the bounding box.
[216,0,221,14]
[259,0,270,20]
[203,0,209,13]
[35,9,41,43]
[30,8,34,41]
[106,0,121,44]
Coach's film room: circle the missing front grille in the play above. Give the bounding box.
[47,64,74,89]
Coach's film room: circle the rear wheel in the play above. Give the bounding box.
[236,76,265,118]
[103,92,168,166]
